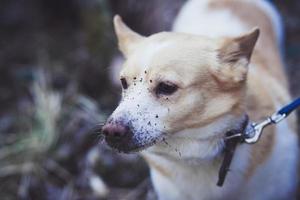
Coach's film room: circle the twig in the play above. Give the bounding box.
[0,162,35,178]
[43,159,73,182]
[18,174,31,199]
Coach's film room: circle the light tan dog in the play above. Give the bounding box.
[102,0,299,199]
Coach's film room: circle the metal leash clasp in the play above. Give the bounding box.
[243,112,286,144]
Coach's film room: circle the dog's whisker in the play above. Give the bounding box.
[96,134,105,141]
[94,123,106,126]
[88,123,106,136]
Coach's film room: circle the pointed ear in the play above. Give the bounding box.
[113,15,144,57]
[211,28,260,88]
[218,28,260,63]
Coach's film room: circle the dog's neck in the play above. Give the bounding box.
[144,113,246,163]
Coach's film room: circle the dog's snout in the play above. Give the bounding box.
[102,122,129,138]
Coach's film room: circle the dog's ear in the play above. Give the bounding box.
[113,15,144,57]
[211,28,259,88]
[218,28,259,63]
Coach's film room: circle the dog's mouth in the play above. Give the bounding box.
[104,133,163,153]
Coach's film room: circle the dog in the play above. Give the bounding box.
[102,0,299,199]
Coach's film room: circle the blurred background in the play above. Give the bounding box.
[0,0,299,199]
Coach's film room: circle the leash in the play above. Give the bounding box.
[217,97,300,187]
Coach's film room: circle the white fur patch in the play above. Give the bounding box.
[172,0,248,37]
[173,0,283,45]
[110,77,168,147]
[143,114,252,200]
[134,41,174,71]
[146,114,242,160]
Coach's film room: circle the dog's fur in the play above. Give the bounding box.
[104,0,299,199]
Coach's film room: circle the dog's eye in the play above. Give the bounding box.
[120,78,128,89]
[156,82,178,96]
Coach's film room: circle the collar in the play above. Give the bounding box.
[217,114,249,187]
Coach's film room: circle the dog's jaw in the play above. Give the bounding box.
[143,113,244,161]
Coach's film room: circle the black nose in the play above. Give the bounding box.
[102,122,129,138]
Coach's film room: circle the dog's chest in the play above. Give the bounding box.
[146,154,243,200]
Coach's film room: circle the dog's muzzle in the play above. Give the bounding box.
[102,120,142,153]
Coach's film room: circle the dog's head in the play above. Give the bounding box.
[102,15,259,153]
